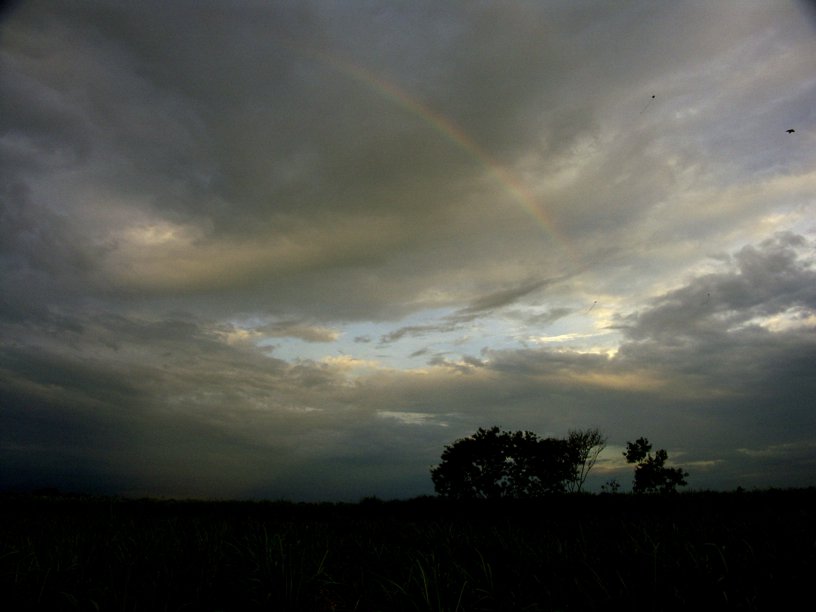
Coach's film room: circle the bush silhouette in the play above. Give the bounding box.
[624,437,688,493]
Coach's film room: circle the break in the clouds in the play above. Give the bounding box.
[1,1,815,500]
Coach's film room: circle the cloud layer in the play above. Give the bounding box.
[2,1,815,499]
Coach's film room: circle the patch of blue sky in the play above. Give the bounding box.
[243,301,621,370]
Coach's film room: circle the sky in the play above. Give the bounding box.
[1,0,815,501]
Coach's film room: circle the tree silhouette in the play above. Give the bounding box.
[505,430,576,497]
[566,428,607,492]
[430,426,603,499]
[624,437,688,493]
[430,426,511,499]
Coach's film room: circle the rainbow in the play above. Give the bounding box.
[290,44,569,252]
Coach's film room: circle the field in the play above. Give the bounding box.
[2,490,814,611]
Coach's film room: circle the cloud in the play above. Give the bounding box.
[451,279,552,320]
[1,1,815,498]
[427,354,486,375]
[257,320,341,343]
[2,233,815,497]
[379,279,553,345]
[622,232,816,343]
[523,307,575,326]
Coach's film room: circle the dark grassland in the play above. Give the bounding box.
[2,490,814,611]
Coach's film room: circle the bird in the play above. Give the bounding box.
[640,95,656,115]
[786,129,795,134]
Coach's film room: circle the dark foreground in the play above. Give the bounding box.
[2,490,814,611]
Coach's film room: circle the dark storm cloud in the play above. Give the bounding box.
[3,0,813,320]
[0,309,358,498]
[0,182,96,282]
[1,1,815,498]
[3,231,815,496]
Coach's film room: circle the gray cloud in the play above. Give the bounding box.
[623,233,816,343]
[452,279,552,320]
[379,279,552,344]
[2,1,815,498]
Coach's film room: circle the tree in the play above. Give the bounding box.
[565,427,607,492]
[430,426,602,499]
[624,437,688,493]
[601,478,621,494]
[430,426,511,499]
[505,430,576,497]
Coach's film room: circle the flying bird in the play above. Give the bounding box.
[640,94,656,115]
[786,129,795,134]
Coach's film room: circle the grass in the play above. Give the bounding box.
[1,489,814,610]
